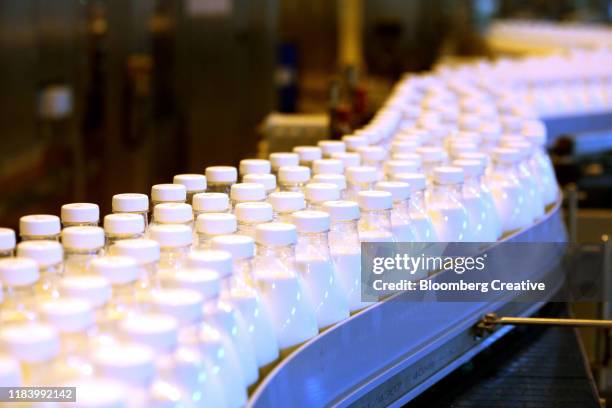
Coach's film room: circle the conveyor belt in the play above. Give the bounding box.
[408,304,601,408]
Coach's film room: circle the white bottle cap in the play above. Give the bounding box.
[62,226,105,251]
[63,378,127,408]
[151,289,204,326]
[40,298,94,333]
[0,355,21,387]
[151,184,186,203]
[357,190,393,211]
[59,275,112,308]
[239,159,271,175]
[376,181,411,201]
[0,323,60,363]
[492,147,521,164]
[103,213,145,235]
[503,141,532,158]
[153,203,193,224]
[17,240,62,267]
[196,213,237,235]
[384,160,419,175]
[93,343,155,387]
[452,159,484,177]
[312,159,343,175]
[120,313,178,353]
[322,200,360,221]
[91,256,139,285]
[391,140,419,154]
[149,224,192,248]
[230,183,266,202]
[356,145,386,162]
[346,166,378,183]
[449,142,478,157]
[235,202,274,223]
[243,173,276,192]
[293,146,322,163]
[331,152,361,168]
[0,257,38,287]
[304,183,340,203]
[432,166,464,185]
[0,228,16,252]
[19,215,60,238]
[291,210,330,233]
[255,222,297,246]
[416,147,445,163]
[61,203,100,224]
[342,135,368,151]
[312,174,347,190]
[392,172,426,191]
[317,140,346,156]
[269,191,306,213]
[162,267,220,301]
[187,250,232,278]
[109,239,160,265]
[211,234,255,260]
[205,166,238,183]
[457,151,488,166]
[173,174,207,192]
[392,152,422,166]
[112,193,149,213]
[269,152,299,170]
[192,192,229,213]
[278,166,310,183]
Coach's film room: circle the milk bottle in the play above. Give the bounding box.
[109,239,162,300]
[17,240,63,300]
[427,167,472,242]
[522,120,559,206]
[345,166,378,201]
[149,224,192,270]
[304,182,341,211]
[61,203,100,227]
[375,181,418,242]
[195,213,237,249]
[356,191,395,243]
[235,202,274,238]
[269,191,306,223]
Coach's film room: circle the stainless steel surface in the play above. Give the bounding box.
[480,314,612,329]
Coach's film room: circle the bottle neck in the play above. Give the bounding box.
[274,210,294,223]
[113,211,148,230]
[64,249,102,275]
[254,243,298,278]
[1,285,37,324]
[278,181,306,193]
[206,182,234,195]
[329,219,360,253]
[20,234,60,242]
[232,258,256,289]
[392,198,411,217]
[430,182,462,199]
[62,221,99,228]
[186,190,205,206]
[37,263,63,299]
[137,262,160,294]
[347,180,375,193]
[359,209,393,240]
[296,231,331,260]
[159,245,190,270]
[237,220,267,238]
[105,232,144,249]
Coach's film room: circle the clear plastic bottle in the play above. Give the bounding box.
[19,214,61,241]
[330,151,361,168]
[503,140,545,222]
[62,226,105,276]
[322,200,373,312]
[210,235,280,373]
[193,192,231,217]
[278,165,311,193]
[151,184,187,225]
[205,166,238,195]
[243,173,277,198]
[103,213,145,249]
[152,202,194,230]
[392,173,438,242]
[304,182,340,211]
[317,140,346,158]
[230,182,267,209]
[357,191,396,243]
[375,181,418,242]
[269,191,306,223]
[195,213,237,249]
[293,146,322,168]
[312,174,348,200]
[0,354,21,387]
[428,167,472,242]
[0,228,16,258]
[452,159,502,241]
[312,159,344,175]
[0,257,39,324]
[184,250,259,388]
[235,202,274,238]
[345,166,378,201]
[341,134,368,152]
[416,146,447,179]
[269,152,299,177]
[17,240,63,300]
[252,222,318,356]
[383,160,419,180]
[61,203,100,227]
[291,211,349,330]
[239,159,271,175]
[109,239,161,302]
[112,193,150,231]
[149,224,192,271]
[173,174,207,205]
[522,120,559,206]
[355,146,387,180]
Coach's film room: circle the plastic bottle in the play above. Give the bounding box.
[391,152,423,168]
[317,140,346,158]
[0,257,39,324]
[17,240,63,300]
[195,213,237,249]
[149,224,192,270]
[416,147,447,179]
[375,181,418,242]
[278,165,311,193]
[252,222,318,356]
[103,213,145,249]
[243,173,277,198]
[0,228,16,258]
[293,146,322,168]
[345,166,378,201]
[391,139,420,156]
[239,159,271,175]
[503,140,545,221]
[304,182,340,211]
[428,167,472,242]
[153,202,194,230]
[173,174,207,205]
[291,211,349,329]
[356,146,387,180]
[269,152,299,176]
[331,151,361,168]
[356,191,395,242]
[19,214,61,241]
[341,134,368,152]
[312,174,348,199]
[61,203,100,227]
[383,160,420,180]
[193,192,230,217]
[522,120,559,206]
[235,202,274,238]
[205,166,238,195]
[62,226,105,276]
[109,239,161,301]
[230,183,267,209]
[210,235,280,373]
[269,191,306,223]
[312,159,344,175]
[391,173,437,241]
[112,193,150,231]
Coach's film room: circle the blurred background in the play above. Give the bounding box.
[0,0,611,226]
